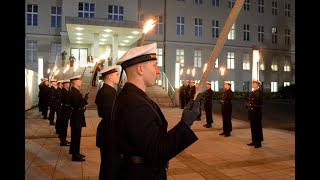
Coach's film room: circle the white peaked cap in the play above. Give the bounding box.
[252,79,261,84]
[69,75,82,81]
[99,65,118,75]
[61,79,70,84]
[116,42,157,69]
[51,79,57,82]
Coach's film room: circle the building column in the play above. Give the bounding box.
[112,34,119,65]
[92,33,100,59]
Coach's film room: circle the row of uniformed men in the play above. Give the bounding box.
[36,42,264,179]
[38,75,89,161]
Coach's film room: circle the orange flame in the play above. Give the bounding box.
[180,69,183,75]
[192,68,195,77]
[143,19,156,34]
[54,69,60,76]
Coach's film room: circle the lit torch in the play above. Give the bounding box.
[139,19,156,46]
[192,68,195,80]
[180,68,183,76]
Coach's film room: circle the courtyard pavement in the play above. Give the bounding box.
[25,107,295,180]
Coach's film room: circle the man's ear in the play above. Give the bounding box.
[136,64,143,76]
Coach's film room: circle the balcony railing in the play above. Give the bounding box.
[157,72,175,105]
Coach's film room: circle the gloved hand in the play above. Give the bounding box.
[181,93,202,128]
[84,92,89,102]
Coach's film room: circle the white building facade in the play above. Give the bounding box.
[25,0,295,92]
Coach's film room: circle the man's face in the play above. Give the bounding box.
[142,60,160,87]
[63,83,70,89]
[73,79,82,87]
[252,82,258,89]
[206,83,211,89]
[51,81,57,86]
[224,83,230,90]
[110,72,120,85]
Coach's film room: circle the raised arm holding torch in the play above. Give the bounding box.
[194,0,245,100]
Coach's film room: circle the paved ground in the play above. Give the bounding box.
[25,107,295,180]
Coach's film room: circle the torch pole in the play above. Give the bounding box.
[81,66,87,79]
[138,33,146,46]
[194,0,245,99]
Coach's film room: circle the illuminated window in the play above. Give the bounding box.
[284,56,291,72]
[157,48,163,67]
[284,82,290,87]
[271,81,278,92]
[243,53,250,70]
[194,50,202,68]
[26,41,38,63]
[271,56,278,71]
[211,81,219,92]
[176,49,184,67]
[227,52,235,69]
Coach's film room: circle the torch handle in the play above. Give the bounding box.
[194,0,245,100]
[81,66,87,79]
[138,33,146,46]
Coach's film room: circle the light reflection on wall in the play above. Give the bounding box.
[38,58,43,85]
[175,63,180,88]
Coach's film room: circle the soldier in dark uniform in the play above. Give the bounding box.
[55,80,63,133]
[95,65,120,180]
[202,82,214,128]
[189,80,196,100]
[111,43,201,179]
[39,78,50,119]
[246,79,264,148]
[69,75,88,161]
[179,80,186,109]
[57,79,71,146]
[219,82,234,137]
[184,80,191,105]
[48,79,60,125]
[38,78,48,113]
